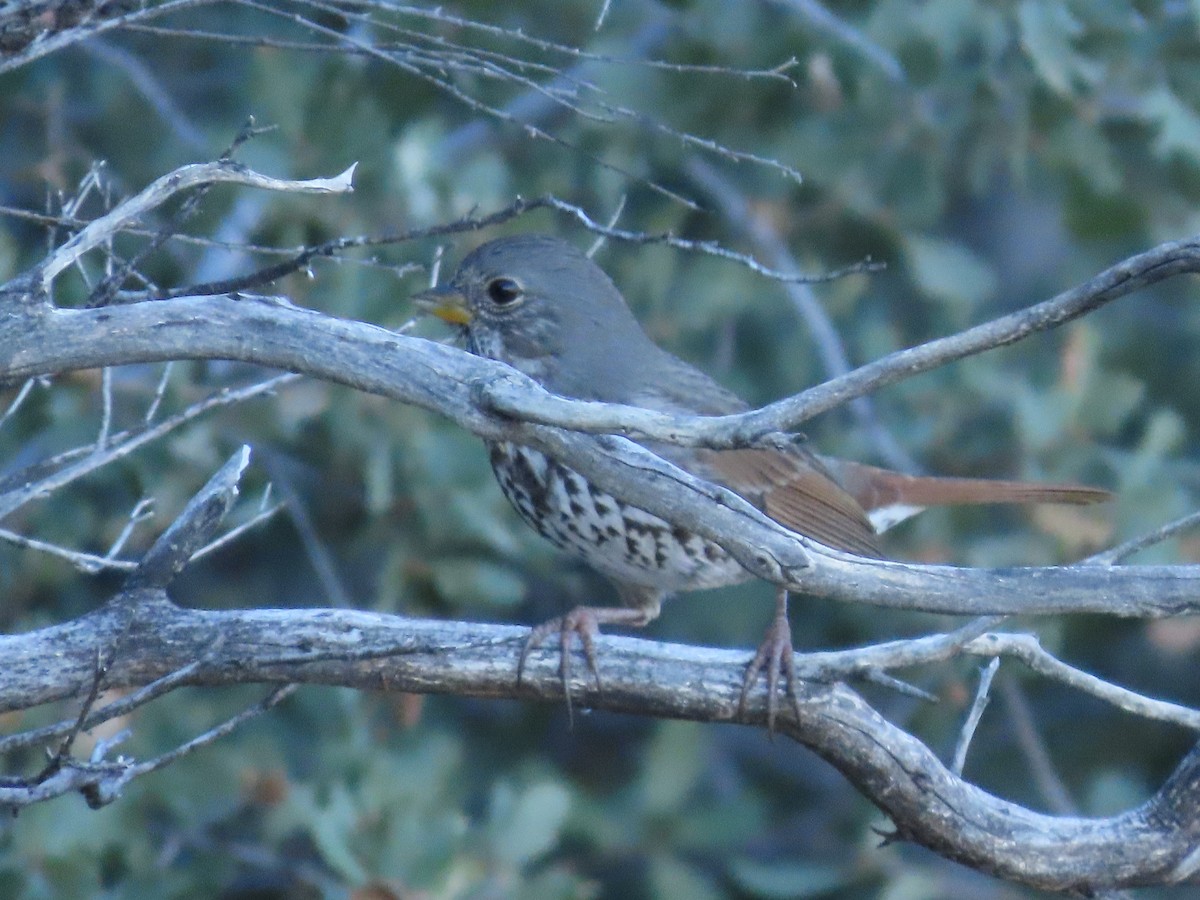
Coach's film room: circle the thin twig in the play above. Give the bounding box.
[0,527,137,573]
[951,657,1000,775]
[144,362,174,423]
[0,660,209,755]
[1085,510,1200,565]
[187,502,284,564]
[0,378,39,429]
[40,161,357,289]
[121,684,298,780]
[965,632,1200,731]
[0,374,297,522]
[684,154,916,471]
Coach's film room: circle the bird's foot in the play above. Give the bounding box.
[518,606,605,695]
[517,606,651,722]
[738,588,802,735]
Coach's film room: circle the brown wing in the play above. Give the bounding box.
[623,353,881,555]
[689,446,883,558]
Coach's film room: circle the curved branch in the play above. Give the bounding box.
[0,295,1196,619]
[0,295,1196,617]
[38,160,357,289]
[965,632,1200,730]
[474,233,1200,444]
[0,593,1196,893]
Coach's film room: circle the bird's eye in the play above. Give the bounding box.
[486,277,523,307]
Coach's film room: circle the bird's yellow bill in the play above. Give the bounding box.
[413,287,473,325]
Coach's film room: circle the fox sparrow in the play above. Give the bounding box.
[415,234,1108,727]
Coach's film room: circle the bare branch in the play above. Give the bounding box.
[0,374,296,522]
[0,527,137,573]
[1,594,1197,892]
[0,294,1196,620]
[0,660,207,756]
[0,377,40,429]
[765,0,905,83]
[472,233,1200,445]
[39,160,357,291]
[997,674,1079,816]
[684,154,917,471]
[188,500,284,565]
[951,657,999,775]
[259,450,352,607]
[0,679,295,812]
[126,446,251,590]
[965,632,1200,731]
[115,684,297,783]
[539,194,882,283]
[82,39,208,150]
[1087,510,1200,565]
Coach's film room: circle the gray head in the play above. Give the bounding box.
[415,234,664,400]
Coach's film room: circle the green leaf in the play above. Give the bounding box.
[431,556,527,608]
[728,858,850,899]
[639,721,706,814]
[903,234,997,310]
[1018,0,1100,95]
[1142,87,1200,165]
[488,781,572,867]
[649,855,724,900]
[297,784,370,884]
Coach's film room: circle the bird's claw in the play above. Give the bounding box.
[517,607,606,725]
[738,595,803,736]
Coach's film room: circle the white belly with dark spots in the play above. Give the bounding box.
[489,442,749,592]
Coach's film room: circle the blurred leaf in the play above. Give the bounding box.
[1143,86,1200,164]
[638,721,706,815]
[1073,369,1145,437]
[878,871,947,900]
[487,781,572,867]
[1046,118,1123,195]
[728,857,849,899]
[648,854,724,900]
[1137,409,1186,466]
[1030,504,1113,554]
[431,556,526,608]
[289,783,370,884]
[903,234,997,310]
[1017,0,1100,95]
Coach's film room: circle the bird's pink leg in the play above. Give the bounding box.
[739,587,802,734]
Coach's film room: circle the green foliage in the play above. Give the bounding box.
[1,0,1198,896]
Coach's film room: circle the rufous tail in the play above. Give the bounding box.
[830,459,1111,514]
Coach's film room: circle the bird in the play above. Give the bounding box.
[414,233,1110,727]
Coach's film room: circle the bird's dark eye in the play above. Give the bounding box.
[486,277,523,307]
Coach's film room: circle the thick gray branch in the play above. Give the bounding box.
[0,594,1196,894]
[0,295,1196,618]
[1,253,1198,891]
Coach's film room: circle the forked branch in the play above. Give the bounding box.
[2,169,1199,892]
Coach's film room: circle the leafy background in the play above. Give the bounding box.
[1,1,1199,897]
